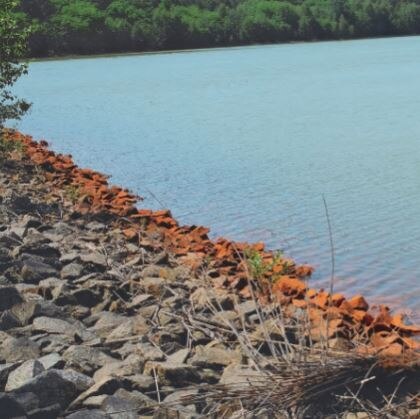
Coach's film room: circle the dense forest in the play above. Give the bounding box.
[17,0,420,57]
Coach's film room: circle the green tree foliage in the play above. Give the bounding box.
[18,0,420,57]
[392,2,420,34]
[0,0,31,127]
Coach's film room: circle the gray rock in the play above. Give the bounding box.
[16,242,61,260]
[83,394,108,408]
[142,277,165,296]
[93,356,143,383]
[86,221,107,232]
[66,409,111,419]
[71,288,101,308]
[48,221,74,237]
[101,396,138,419]
[13,283,39,295]
[198,368,220,384]
[80,253,107,270]
[0,286,23,310]
[137,304,159,320]
[0,362,19,390]
[26,403,62,419]
[63,345,113,375]
[0,336,40,363]
[0,247,13,272]
[88,312,127,337]
[345,413,370,419]
[61,262,84,280]
[162,389,198,418]
[32,316,79,337]
[190,345,241,368]
[14,369,93,408]
[152,328,186,353]
[126,294,154,310]
[125,374,155,392]
[71,305,91,320]
[113,388,155,410]
[140,265,161,278]
[60,252,80,264]
[38,352,64,370]
[167,348,189,364]
[69,377,123,408]
[23,228,50,246]
[0,231,22,247]
[10,300,66,325]
[58,369,94,392]
[17,215,42,231]
[21,257,58,284]
[143,361,199,387]
[134,342,165,362]
[219,364,261,387]
[101,395,138,419]
[34,333,73,354]
[0,310,22,330]
[105,316,149,342]
[7,225,27,240]
[10,390,40,413]
[38,276,66,295]
[0,392,27,418]
[6,360,45,391]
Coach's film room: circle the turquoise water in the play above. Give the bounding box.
[14,37,420,317]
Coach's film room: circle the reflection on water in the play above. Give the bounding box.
[14,36,420,320]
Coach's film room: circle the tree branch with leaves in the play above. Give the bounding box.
[0,0,31,129]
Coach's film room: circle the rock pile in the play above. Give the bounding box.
[0,131,419,418]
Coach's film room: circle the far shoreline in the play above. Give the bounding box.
[27,33,420,63]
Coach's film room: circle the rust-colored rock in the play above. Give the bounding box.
[273,276,306,298]
[348,295,369,311]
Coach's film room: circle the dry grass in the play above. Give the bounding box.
[154,273,420,418]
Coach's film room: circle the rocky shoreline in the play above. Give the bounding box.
[0,130,419,418]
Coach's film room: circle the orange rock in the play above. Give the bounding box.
[292,298,307,309]
[273,276,306,297]
[371,331,400,349]
[308,307,324,322]
[379,342,403,357]
[239,286,252,299]
[391,313,420,334]
[309,318,343,341]
[122,228,138,241]
[307,289,317,299]
[295,265,314,277]
[253,242,265,252]
[373,305,393,326]
[337,300,353,314]
[313,290,330,309]
[325,306,344,320]
[348,295,369,311]
[271,260,288,274]
[352,309,368,323]
[331,293,345,307]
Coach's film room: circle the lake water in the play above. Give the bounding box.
[13,36,420,319]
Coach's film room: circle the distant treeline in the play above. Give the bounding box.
[18,0,420,57]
